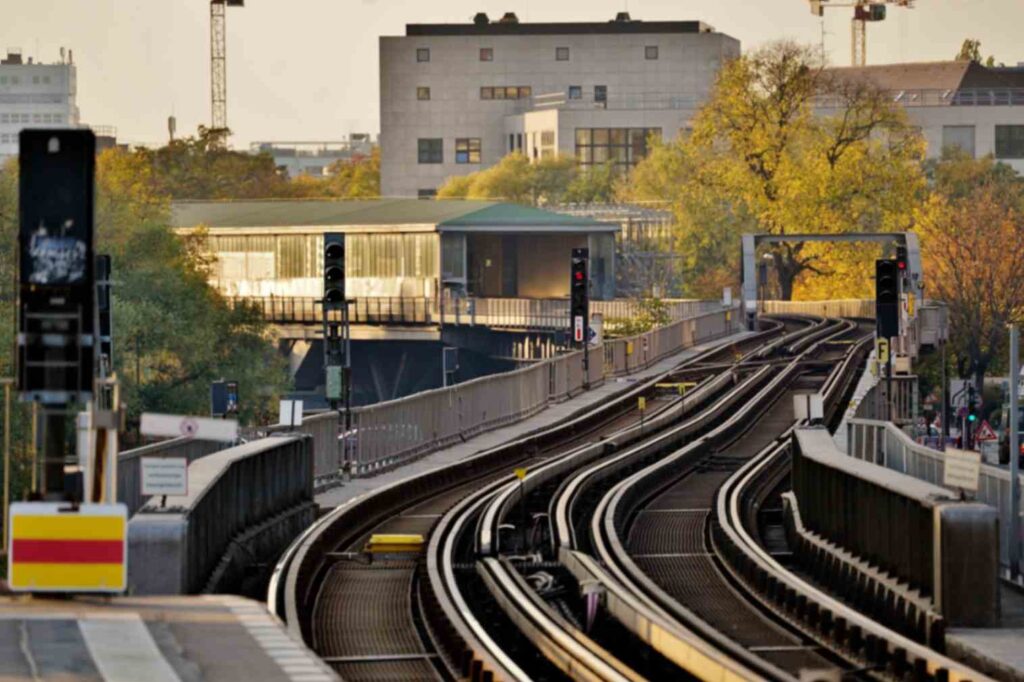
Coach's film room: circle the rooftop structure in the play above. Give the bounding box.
[0,48,79,161]
[379,12,739,197]
[250,135,375,178]
[824,60,1024,172]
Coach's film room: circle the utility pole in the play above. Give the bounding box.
[1010,324,1020,579]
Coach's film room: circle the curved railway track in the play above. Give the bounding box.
[271,314,990,682]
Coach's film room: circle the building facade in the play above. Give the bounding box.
[249,135,375,178]
[379,13,740,197]
[825,61,1024,174]
[0,49,79,162]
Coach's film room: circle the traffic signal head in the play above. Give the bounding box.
[323,233,345,307]
[875,258,900,338]
[895,245,907,271]
[570,247,589,345]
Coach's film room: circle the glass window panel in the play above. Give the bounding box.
[480,87,493,100]
[611,146,628,163]
[593,128,609,145]
[506,87,519,99]
[418,138,442,164]
[942,125,975,157]
[494,87,506,100]
[417,48,430,62]
[995,125,1024,158]
[519,86,531,98]
[575,129,591,145]
[594,85,607,102]
[480,47,493,62]
[568,85,582,100]
[576,146,592,164]
[541,131,555,146]
[556,47,570,61]
[645,45,659,60]
[417,87,430,100]
[593,146,609,163]
[610,128,626,145]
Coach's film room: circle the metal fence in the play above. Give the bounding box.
[291,306,738,479]
[229,295,720,330]
[118,437,227,516]
[848,418,1022,577]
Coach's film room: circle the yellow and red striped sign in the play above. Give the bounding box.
[8,502,127,592]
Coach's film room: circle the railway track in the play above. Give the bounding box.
[269,316,810,680]
[269,315,988,682]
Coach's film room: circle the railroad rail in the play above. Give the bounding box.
[269,314,991,682]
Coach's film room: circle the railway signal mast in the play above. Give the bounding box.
[210,0,244,135]
[808,0,914,66]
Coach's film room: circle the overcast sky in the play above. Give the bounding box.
[4,0,1015,148]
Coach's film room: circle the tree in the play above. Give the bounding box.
[917,149,1024,390]
[955,38,1000,67]
[286,147,381,199]
[436,153,618,206]
[626,41,926,300]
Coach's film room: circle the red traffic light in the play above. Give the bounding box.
[897,261,906,270]
[574,271,584,281]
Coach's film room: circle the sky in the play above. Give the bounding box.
[3,0,1017,149]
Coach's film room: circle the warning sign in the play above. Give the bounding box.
[8,502,127,592]
[975,420,998,442]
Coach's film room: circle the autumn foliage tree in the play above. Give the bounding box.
[918,150,1024,389]
[437,153,619,206]
[627,41,926,299]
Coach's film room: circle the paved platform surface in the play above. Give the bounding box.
[317,330,752,510]
[947,584,1024,682]
[0,594,338,681]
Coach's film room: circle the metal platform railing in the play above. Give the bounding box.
[286,305,738,480]
[227,295,720,330]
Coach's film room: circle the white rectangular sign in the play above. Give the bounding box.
[574,315,584,343]
[279,400,304,427]
[944,448,982,492]
[141,457,188,496]
[140,412,239,442]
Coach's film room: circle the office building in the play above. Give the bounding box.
[379,12,740,197]
[0,48,79,162]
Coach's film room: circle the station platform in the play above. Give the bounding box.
[0,594,338,681]
[316,329,753,511]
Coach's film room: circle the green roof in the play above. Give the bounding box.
[170,199,614,232]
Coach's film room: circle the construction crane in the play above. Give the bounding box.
[809,1,913,66]
[210,0,244,135]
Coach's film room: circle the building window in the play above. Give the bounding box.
[516,133,523,151]
[418,189,437,199]
[594,85,607,103]
[575,127,661,170]
[995,125,1024,159]
[509,133,515,153]
[556,47,570,61]
[417,86,431,100]
[20,113,30,123]
[52,114,62,124]
[456,138,481,164]
[480,86,531,100]
[645,46,659,60]
[417,138,443,164]
[0,114,7,123]
[568,85,582,100]
[0,134,8,143]
[32,113,40,122]
[417,48,430,62]
[479,47,493,62]
[32,76,40,84]
[942,125,975,157]
[42,76,50,84]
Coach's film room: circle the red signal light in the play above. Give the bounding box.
[575,271,584,281]
[897,261,906,270]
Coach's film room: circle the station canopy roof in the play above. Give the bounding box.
[170,199,617,234]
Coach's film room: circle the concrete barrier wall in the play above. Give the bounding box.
[128,434,315,595]
[793,427,999,626]
[118,437,227,516]
[849,417,1024,578]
